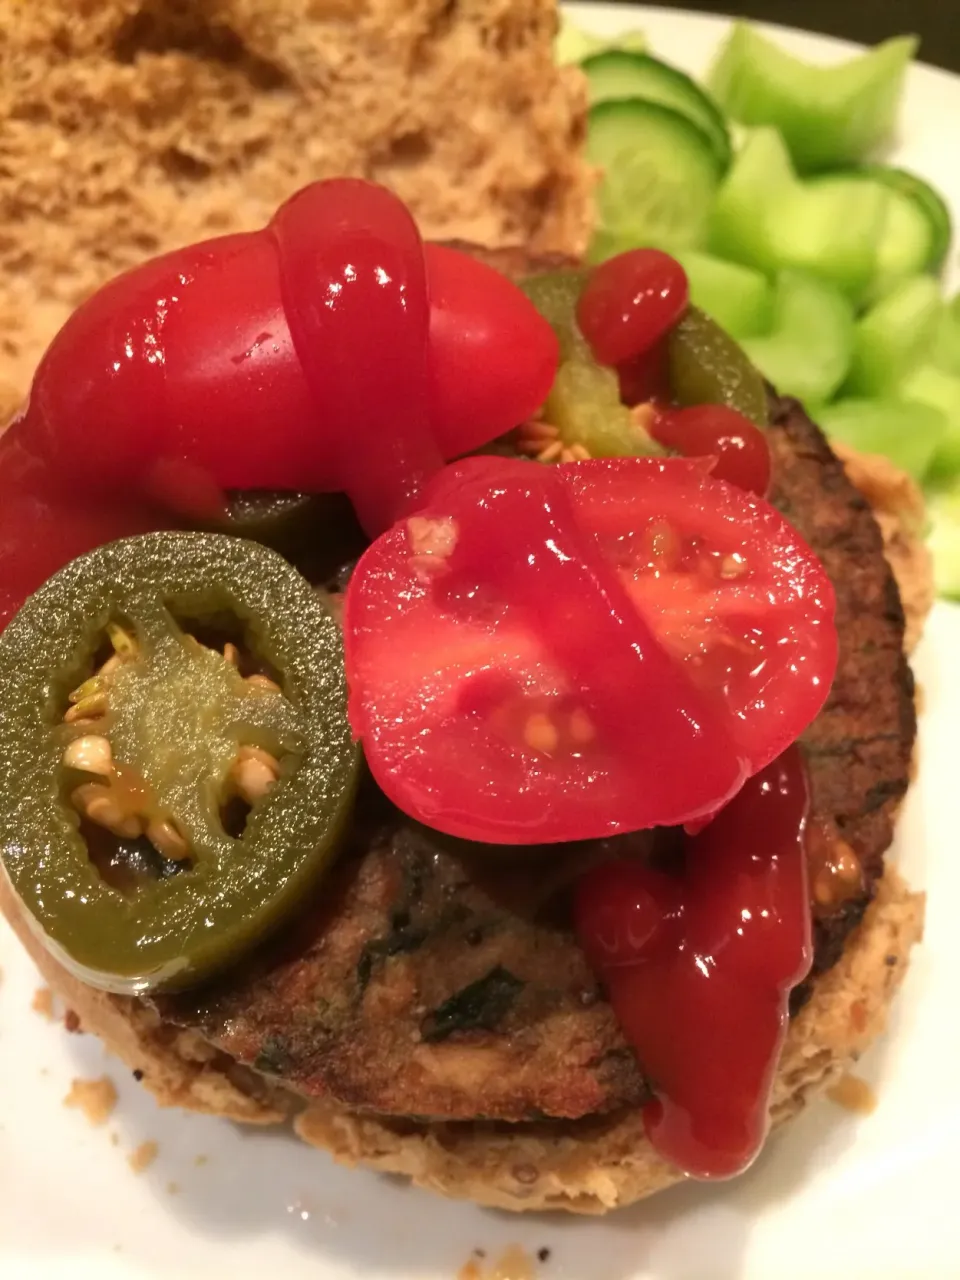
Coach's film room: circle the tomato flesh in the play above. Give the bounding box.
[651,404,773,497]
[575,746,812,1179]
[344,455,836,844]
[577,249,689,368]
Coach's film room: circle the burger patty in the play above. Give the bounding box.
[157,391,915,1124]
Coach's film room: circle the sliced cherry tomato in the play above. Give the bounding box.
[344,455,836,844]
[424,244,559,457]
[0,433,162,631]
[651,404,772,496]
[577,249,689,368]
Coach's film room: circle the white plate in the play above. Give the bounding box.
[2,7,959,1278]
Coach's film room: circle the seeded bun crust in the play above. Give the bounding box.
[0,446,929,1213]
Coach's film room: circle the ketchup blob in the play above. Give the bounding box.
[577,249,689,368]
[575,746,813,1179]
[651,404,773,497]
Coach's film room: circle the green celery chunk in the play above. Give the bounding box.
[817,398,946,481]
[844,276,943,397]
[709,129,888,302]
[555,18,645,65]
[932,308,960,377]
[676,251,774,339]
[741,271,855,406]
[928,489,960,598]
[901,365,960,483]
[708,23,917,170]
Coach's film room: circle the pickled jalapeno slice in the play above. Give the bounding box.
[0,532,359,994]
[667,306,769,426]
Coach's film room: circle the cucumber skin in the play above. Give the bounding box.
[708,23,917,171]
[587,99,724,254]
[583,50,731,169]
[857,165,953,272]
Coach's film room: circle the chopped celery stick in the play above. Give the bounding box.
[676,252,773,339]
[932,310,960,378]
[844,276,943,397]
[927,490,960,599]
[741,271,855,406]
[555,19,645,65]
[709,129,888,302]
[902,365,960,483]
[818,398,946,481]
[708,23,917,171]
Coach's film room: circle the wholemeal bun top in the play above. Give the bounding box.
[0,0,593,409]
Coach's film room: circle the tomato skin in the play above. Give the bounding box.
[16,181,559,529]
[577,250,689,368]
[0,432,164,632]
[651,404,772,496]
[344,454,837,845]
[424,244,560,457]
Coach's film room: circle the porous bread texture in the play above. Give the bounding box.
[0,0,592,395]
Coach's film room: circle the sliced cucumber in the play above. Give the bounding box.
[817,398,946,481]
[583,51,731,168]
[844,276,943,397]
[741,271,855,406]
[708,23,917,171]
[587,99,724,256]
[811,167,952,301]
[811,176,931,303]
[676,251,773,339]
[860,165,953,272]
[709,129,887,301]
[902,365,960,483]
[928,490,960,599]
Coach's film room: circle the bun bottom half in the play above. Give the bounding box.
[0,863,923,1214]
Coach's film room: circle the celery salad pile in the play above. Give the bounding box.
[558,18,960,597]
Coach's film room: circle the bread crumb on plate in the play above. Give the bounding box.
[128,1140,159,1174]
[63,1076,118,1126]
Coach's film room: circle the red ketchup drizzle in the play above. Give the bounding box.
[576,248,687,408]
[575,745,813,1179]
[269,179,441,533]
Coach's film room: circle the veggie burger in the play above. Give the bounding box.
[0,68,927,1213]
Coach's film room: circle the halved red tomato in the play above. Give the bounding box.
[343,455,837,844]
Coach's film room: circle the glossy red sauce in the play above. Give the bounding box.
[651,404,773,497]
[575,745,813,1178]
